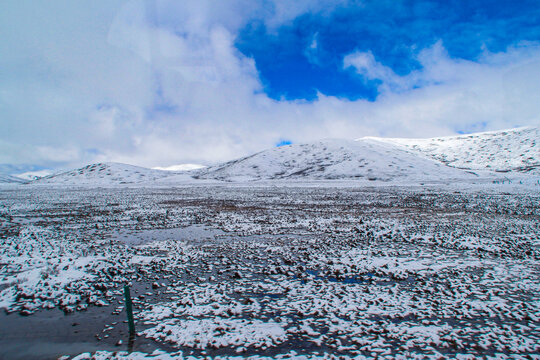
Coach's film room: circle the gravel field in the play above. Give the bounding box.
[0,184,539,359]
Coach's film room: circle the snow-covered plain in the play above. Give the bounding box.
[0,184,538,359]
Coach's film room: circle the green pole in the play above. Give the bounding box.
[124,284,135,336]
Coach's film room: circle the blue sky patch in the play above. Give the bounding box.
[236,0,540,101]
[276,139,293,147]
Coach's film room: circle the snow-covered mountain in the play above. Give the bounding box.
[364,127,539,174]
[0,174,29,184]
[17,127,539,185]
[194,139,478,182]
[34,162,175,185]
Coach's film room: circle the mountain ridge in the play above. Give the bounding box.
[362,126,539,174]
[0,174,29,184]
[3,126,537,185]
[33,162,175,185]
[194,138,479,182]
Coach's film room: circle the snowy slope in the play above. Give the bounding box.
[0,174,29,184]
[34,162,176,185]
[195,139,477,182]
[364,127,539,174]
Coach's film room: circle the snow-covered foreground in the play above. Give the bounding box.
[0,184,539,359]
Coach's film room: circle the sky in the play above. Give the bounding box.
[1,0,539,171]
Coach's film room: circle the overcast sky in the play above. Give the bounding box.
[1,0,539,171]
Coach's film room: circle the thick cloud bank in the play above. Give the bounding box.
[0,0,539,169]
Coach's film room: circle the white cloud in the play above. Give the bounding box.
[343,50,410,92]
[304,32,322,66]
[343,40,540,134]
[0,1,539,170]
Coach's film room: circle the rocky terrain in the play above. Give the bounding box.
[0,184,538,359]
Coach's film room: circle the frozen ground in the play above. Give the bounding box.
[0,184,539,359]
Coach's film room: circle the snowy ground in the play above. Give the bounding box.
[0,184,539,359]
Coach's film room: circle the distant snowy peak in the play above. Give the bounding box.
[152,164,206,171]
[196,138,476,182]
[14,170,53,181]
[363,127,539,174]
[35,162,174,185]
